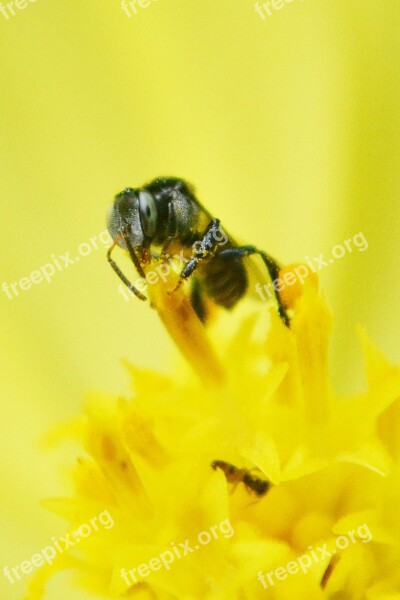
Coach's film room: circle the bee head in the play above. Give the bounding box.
[107,187,158,251]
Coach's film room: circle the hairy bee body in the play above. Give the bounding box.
[198,252,248,309]
[107,177,288,325]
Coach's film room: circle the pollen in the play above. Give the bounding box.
[278,262,319,310]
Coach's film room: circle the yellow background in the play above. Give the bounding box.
[1,1,399,598]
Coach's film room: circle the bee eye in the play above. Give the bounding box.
[138,190,157,238]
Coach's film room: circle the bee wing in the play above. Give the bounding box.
[222,233,278,302]
[194,211,279,305]
[242,252,277,301]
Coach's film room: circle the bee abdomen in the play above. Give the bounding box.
[201,255,248,309]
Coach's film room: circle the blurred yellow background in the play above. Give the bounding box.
[1,0,399,598]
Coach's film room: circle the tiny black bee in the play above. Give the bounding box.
[107,177,289,325]
[211,460,270,497]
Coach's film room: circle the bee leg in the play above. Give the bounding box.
[229,481,240,495]
[107,234,147,301]
[216,245,290,327]
[121,229,147,277]
[190,277,208,322]
[172,219,222,292]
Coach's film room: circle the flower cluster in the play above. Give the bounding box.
[26,270,400,599]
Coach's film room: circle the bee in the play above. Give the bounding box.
[107,177,289,325]
[211,460,270,497]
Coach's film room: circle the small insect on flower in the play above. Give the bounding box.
[107,177,289,325]
[211,460,271,497]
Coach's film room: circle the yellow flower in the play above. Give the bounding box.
[26,270,400,599]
